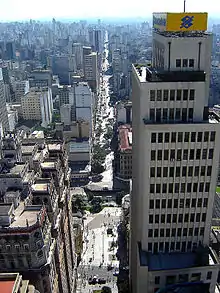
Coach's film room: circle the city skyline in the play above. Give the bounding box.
[1,0,220,21]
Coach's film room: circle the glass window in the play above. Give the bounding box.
[204,131,209,142]
[207,272,212,280]
[150,184,154,193]
[151,133,156,143]
[207,166,212,176]
[157,150,162,160]
[203,198,208,207]
[163,90,169,101]
[155,276,160,285]
[199,182,204,192]
[176,90,182,101]
[178,132,183,142]
[149,215,153,223]
[176,59,181,67]
[197,132,203,142]
[158,133,163,143]
[162,199,166,208]
[163,167,168,177]
[151,150,156,160]
[184,132,189,142]
[169,108,174,120]
[210,131,216,142]
[183,89,188,100]
[189,89,195,100]
[150,200,154,209]
[209,149,214,159]
[156,184,161,193]
[164,150,169,160]
[150,90,156,101]
[157,90,162,101]
[165,132,170,142]
[196,149,201,160]
[188,108,193,120]
[157,167,161,177]
[176,108,181,120]
[150,109,155,121]
[191,132,196,142]
[171,132,176,143]
[162,184,167,193]
[183,59,188,67]
[163,108,168,121]
[170,90,175,101]
[150,167,155,177]
[148,229,153,237]
[189,59,194,67]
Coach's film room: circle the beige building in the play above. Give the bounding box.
[83,52,99,92]
[21,87,53,127]
[131,13,220,293]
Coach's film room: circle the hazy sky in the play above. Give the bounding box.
[0,0,220,21]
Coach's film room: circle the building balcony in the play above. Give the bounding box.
[134,64,206,83]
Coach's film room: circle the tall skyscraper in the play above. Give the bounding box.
[0,68,9,131]
[131,12,220,293]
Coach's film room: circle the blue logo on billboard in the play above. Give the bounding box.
[180,15,194,29]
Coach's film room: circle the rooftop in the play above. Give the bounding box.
[48,143,62,152]
[118,125,132,151]
[41,162,56,169]
[0,203,13,216]
[0,280,15,293]
[133,64,206,83]
[9,164,26,176]
[32,183,50,193]
[21,145,36,155]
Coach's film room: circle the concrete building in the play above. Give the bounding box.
[29,70,53,88]
[0,133,77,293]
[13,80,30,103]
[131,13,220,293]
[114,125,132,180]
[83,52,99,92]
[115,100,132,125]
[0,273,39,293]
[21,87,53,127]
[0,68,9,131]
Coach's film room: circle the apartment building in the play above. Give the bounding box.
[131,12,220,293]
[21,87,53,127]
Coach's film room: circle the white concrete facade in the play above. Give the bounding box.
[131,29,220,293]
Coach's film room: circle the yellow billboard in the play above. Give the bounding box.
[153,12,208,32]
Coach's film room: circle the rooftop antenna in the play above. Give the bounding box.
[184,0,186,12]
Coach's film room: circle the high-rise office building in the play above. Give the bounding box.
[0,68,9,131]
[131,12,220,293]
[83,52,99,92]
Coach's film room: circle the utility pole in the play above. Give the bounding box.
[184,0,186,12]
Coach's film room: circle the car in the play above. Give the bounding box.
[98,278,106,284]
[113,269,119,276]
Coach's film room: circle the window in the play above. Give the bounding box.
[169,183,173,193]
[183,150,188,160]
[150,167,155,177]
[184,214,189,222]
[174,199,178,208]
[204,131,209,142]
[176,108,181,120]
[157,90,162,101]
[183,59,188,67]
[196,213,200,222]
[203,198,208,207]
[170,149,175,160]
[156,199,160,209]
[155,276,160,285]
[175,183,179,193]
[183,90,188,100]
[188,166,193,176]
[163,108,168,121]
[179,199,184,208]
[189,150,194,160]
[182,166,187,177]
[191,273,201,282]
[163,167,168,177]
[150,200,154,209]
[155,215,159,223]
[148,229,153,237]
[149,215,153,223]
[151,150,156,161]
[177,150,182,160]
[162,184,167,194]
[200,228,205,236]
[158,133,163,143]
[193,183,198,193]
[168,199,172,208]
[166,276,176,285]
[160,229,164,237]
[186,199,190,208]
[190,214,195,222]
[176,167,180,177]
[165,132,170,143]
[167,214,171,223]
[179,274,189,283]
[176,59,181,67]
[171,132,176,143]
[202,213,206,222]
[173,214,177,223]
[177,90,182,100]
[150,109,155,121]
[169,167,174,177]
[189,108,193,120]
[207,272,212,280]
[177,228,181,236]
[191,132,196,142]
[169,108,174,120]
[151,133,156,143]
[210,131,216,142]
[182,109,187,121]
[184,132,189,142]
[162,199,166,208]
[170,90,175,101]
[196,149,201,160]
[207,166,212,176]
[209,149,214,159]
[181,183,186,193]
[161,214,165,223]
[178,214,183,223]
[178,132,183,142]
[156,184,161,193]
[150,184,154,193]
[164,150,169,160]
[154,229,159,237]
[157,150,162,160]
[187,183,192,193]
[197,198,202,207]
[163,90,169,101]
[148,243,152,251]
[166,229,170,237]
[189,89,195,100]
[150,90,156,101]
[202,149,207,160]
[194,168,198,178]
[197,132,203,142]
[189,59,194,67]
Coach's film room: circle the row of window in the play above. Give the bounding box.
[151,131,216,143]
[148,226,204,238]
[176,58,195,68]
[149,197,208,209]
[148,240,199,254]
[151,148,214,161]
[150,165,212,178]
[150,89,195,102]
[154,271,212,287]
[150,182,210,194]
[149,212,206,224]
[150,108,193,122]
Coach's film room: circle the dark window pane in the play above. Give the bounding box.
[183,90,188,100]
[176,90,182,101]
[163,90,169,101]
[176,59,181,67]
[210,131,216,142]
[150,90,156,101]
[197,132,203,142]
[183,59,188,67]
[189,89,195,100]
[165,133,170,142]
[150,109,155,121]
[189,59,194,67]
[170,90,175,101]
[157,90,162,101]
[158,133,163,143]
[151,133,156,143]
